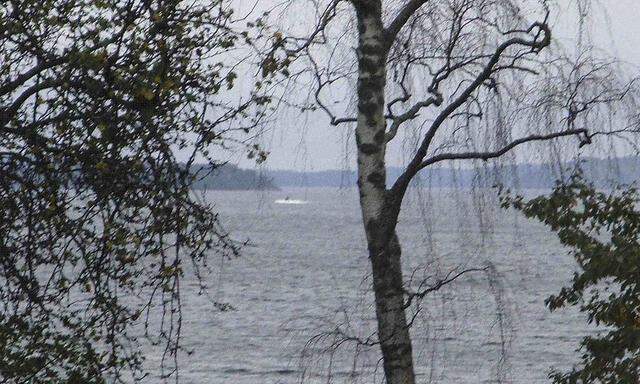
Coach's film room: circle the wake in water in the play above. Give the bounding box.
[275,196,308,205]
[275,199,308,205]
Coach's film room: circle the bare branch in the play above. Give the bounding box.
[391,21,552,197]
[384,0,431,50]
[385,92,442,142]
[419,128,589,169]
[307,52,358,125]
[283,0,343,55]
[404,266,488,309]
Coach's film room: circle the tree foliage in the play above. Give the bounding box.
[502,173,640,383]
[0,0,268,382]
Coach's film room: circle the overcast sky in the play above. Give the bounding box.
[226,1,640,171]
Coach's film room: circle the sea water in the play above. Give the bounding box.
[140,187,591,383]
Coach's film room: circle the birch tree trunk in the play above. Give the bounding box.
[353,2,415,383]
[370,234,415,384]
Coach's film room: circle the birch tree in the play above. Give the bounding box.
[258,1,640,382]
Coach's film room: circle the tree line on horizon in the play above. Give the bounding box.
[212,156,640,190]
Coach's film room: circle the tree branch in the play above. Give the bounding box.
[404,266,488,309]
[284,0,343,55]
[391,21,551,196]
[385,92,442,142]
[383,0,431,50]
[0,59,64,97]
[419,128,589,169]
[0,79,65,129]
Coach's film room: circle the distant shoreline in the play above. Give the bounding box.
[188,163,278,191]
[265,156,640,189]
[196,157,640,190]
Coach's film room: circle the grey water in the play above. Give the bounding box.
[142,187,592,384]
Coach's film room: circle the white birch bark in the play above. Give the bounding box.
[353,2,415,383]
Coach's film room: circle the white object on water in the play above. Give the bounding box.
[274,199,307,205]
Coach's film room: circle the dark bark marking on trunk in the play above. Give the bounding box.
[360,44,384,56]
[358,102,377,118]
[353,1,382,18]
[359,143,379,155]
[367,171,385,188]
[358,84,373,101]
[365,218,378,238]
[358,22,367,34]
[374,129,385,144]
[380,342,413,363]
[359,57,379,73]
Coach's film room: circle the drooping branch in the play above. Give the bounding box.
[284,0,343,55]
[308,52,358,126]
[404,266,488,309]
[419,128,589,169]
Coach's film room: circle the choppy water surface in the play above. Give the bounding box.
[142,187,593,383]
